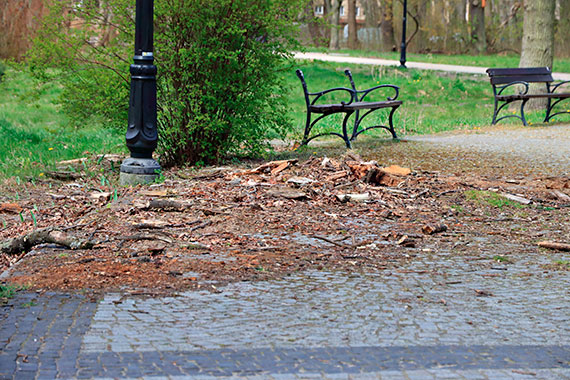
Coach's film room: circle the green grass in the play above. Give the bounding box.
[0,283,21,299]
[464,190,526,209]
[0,66,124,179]
[304,47,570,73]
[287,60,558,141]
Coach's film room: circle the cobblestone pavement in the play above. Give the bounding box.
[1,126,570,379]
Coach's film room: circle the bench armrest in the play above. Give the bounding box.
[356,84,400,102]
[344,69,399,101]
[497,81,529,96]
[310,87,355,106]
[550,80,570,93]
[296,69,355,106]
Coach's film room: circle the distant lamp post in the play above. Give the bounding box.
[120,0,161,186]
[399,0,407,68]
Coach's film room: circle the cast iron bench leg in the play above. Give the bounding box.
[491,98,499,125]
[520,98,529,126]
[388,106,399,139]
[342,111,355,149]
[302,111,312,145]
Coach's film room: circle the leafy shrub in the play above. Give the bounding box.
[0,61,5,82]
[28,0,303,166]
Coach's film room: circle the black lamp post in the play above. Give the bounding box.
[399,0,407,68]
[120,0,161,185]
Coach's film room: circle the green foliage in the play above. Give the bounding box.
[28,0,304,166]
[27,0,133,131]
[0,61,5,82]
[154,0,302,166]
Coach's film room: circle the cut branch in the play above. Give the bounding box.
[1,228,95,255]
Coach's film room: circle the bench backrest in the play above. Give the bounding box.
[486,67,554,85]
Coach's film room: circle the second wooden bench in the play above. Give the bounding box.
[487,67,570,126]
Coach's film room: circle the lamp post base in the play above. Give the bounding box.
[120,157,161,186]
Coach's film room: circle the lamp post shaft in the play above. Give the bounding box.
[120,0,161,185]
[399,0,407,68]
[126,0,157,159]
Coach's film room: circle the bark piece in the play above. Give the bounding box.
[147,199,188,211]
[397,235,416,247]
[551,190,570,201]
[266,189,308,200]
[537,241,570,252]
[236,159,298,176]
[0,203,23,214]
[286,176,314,187]
[46,171,82,181]
[90,192,112,201]
[140,189,177,197]
[422,223,448,235]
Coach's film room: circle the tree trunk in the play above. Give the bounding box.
[363,0,382,50]
[329,0,340,50]
[347,0,358,49]
[469,0,486,53]
[519,0,555,108]
[381,0,395,51]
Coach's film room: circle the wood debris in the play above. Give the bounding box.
[537,241,570,252]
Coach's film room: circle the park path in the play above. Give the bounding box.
[294,52,570,81]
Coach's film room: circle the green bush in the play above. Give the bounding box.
[0,61,5,82]
[28,0,303,166]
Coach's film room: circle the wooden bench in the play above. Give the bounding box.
[296,69,402,148]
[486,67,570,126]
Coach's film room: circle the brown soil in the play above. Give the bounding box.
[1,151,568,295]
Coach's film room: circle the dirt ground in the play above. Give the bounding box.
[1,137,569,295]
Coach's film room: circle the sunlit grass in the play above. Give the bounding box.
[0,66,124,179]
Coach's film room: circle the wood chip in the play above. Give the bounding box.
[501,193,531,205]
[537,241,570,251]
[336,193,370,202]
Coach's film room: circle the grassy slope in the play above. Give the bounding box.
[0,68,124,179]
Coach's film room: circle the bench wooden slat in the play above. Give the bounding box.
[490,74,553,85]
[309,100,403,114]
[497,92,570,101]
[487,67,551,76]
